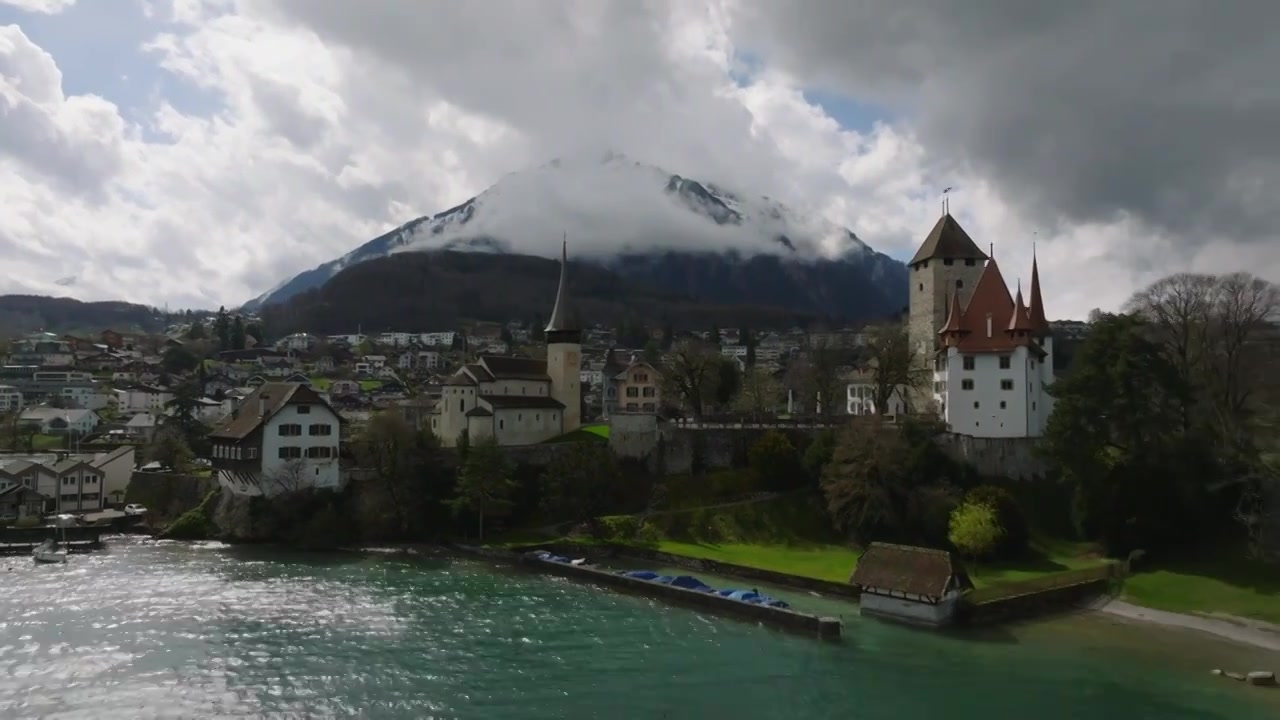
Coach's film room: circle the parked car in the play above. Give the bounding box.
[123,504,148,516]
[0,510,18,522]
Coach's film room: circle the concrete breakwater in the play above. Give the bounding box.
[959,566,1117,626]
[456,544,843,641]
[529,542,863,600]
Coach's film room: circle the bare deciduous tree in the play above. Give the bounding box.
[735,366,783,417]
[803,334,845,419]
[661,339,721,418]
[862,323,929,416]
[264,459,310,496]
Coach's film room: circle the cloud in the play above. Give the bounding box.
[0,0,75,14]
[0,0,1274,323]
[733,0,1280,261]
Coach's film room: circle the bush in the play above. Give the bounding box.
[748,431,802,491]
[948,500,1004,560]
[802,431,836,479]
[161,488,221,541]
[964,485,1030,558]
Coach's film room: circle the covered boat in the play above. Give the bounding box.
[32,538,67,564]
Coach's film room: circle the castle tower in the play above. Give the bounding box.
[907,213,989,359]
[545,240,582,432]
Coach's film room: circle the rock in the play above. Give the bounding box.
[1246,671,1276,686]
[1211,669,1223,676]
[1225,671,1247,681]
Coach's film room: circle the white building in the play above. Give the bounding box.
[420,332,456,347]
[432,241,581,447]
[929,254,1055,437]
[846,383,907,417]
[17,407,100,435]
[276,333,318,352]
[209,382,343,497]
[115,384,174,414]
[0,385,22,412]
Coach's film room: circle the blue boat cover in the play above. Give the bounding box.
[653,576,675,584]
[669,575,713,592]
[623,570,660,580]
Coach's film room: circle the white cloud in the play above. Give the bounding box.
[0,0,1273,321]
[0,0,75,14]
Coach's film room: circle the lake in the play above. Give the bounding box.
[0,537,1275,718]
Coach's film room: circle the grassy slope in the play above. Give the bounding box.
[1121,551,1280,625]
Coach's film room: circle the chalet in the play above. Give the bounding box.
[0,485,47,521]
[329,380,360,397]
[208,382,343,497]
[608,361,662,416]
[51,458,105,512]
[849,543,973,627]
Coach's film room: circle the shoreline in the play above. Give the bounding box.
[1096,598,1280,653]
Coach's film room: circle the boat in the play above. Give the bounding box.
[32,514,76,564]
[32,538,67,564]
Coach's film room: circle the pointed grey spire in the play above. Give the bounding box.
[544,238,574,333]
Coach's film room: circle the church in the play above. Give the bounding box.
[907,213,1055,438]
[431,242,582,446]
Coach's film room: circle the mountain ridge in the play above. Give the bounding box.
[245,152,907,319]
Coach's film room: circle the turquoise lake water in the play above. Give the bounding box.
[0,537,1275,718]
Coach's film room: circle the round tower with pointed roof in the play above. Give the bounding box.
[907,213,990,360]
[544,240,582,433]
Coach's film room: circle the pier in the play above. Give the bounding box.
[456,544,843,641]
[0,526,105,555]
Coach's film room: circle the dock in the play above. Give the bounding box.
[456,544,842,641]
[0,525,105,555]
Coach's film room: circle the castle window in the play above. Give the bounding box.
[973,401,980,409]
[499,420,504,430]
[961,379,974,390]
[944,259,954,266]
[965,259,976,266]
[918,283,924,292]
[956,280,964,289]
[999,400,1007,409]
[962,356,975,371]
[518,414,523,421]
[999,355,1011,369]
[1000,379,1013,391]
[1032,401,1037,411]
[459,399,464,412]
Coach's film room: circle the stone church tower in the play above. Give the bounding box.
[544,240,582,432]
[907,213,989,359]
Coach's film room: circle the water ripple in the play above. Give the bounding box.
[0,536,1273,719]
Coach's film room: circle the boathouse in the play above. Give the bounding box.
[850,543,973,627]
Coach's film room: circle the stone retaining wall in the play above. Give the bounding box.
[124,471,219,523]
[457,544,842,640]
[959,576,1114,625]
[536,542,862,600]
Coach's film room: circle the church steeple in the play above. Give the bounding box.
[544,238,580,344]
[1027,250,1050,335]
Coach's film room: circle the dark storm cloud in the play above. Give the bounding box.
[735,0,1280,246]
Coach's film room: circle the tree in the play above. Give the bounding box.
[213,307,231,351]
[230,316,247,351]
[450,436,516,541]
[802,334,844,418]
[1041,313,1213,555]
[963,485,1029,559]
[642,339,661,365]
[949,501,1004,561]
[862,323,927,415]
[184,322,207,340]
[162,345,200,375]
[713,358,741,408]
[741,325,756,367]
[660,321,674,351]
[146,427,194,473]
[264,459,309,495]
[821,417,966,546]
[735,367,782,416]
[747,430,801,491]
[244,321,264,346]
[540,442,623,524]
[661,339,721,418]
[354,412,446,538]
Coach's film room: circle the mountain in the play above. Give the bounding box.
[246,152,909,322]
[0,295,166,337]
[258,251,816,336]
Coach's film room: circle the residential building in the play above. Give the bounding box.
[52,458,105,512]
[17,407,101,435]
[420,331,456,347]
[208,382,343,497]
[610,361,662,414]
[926,238,1056,437]
[0,485,46,521]
[0,385,22,412]
[432,241,581,446]
[416,351,442,371]
[276,333,318,352]
[115,384,174,414]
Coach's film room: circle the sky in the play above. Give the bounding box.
[1,0,1276,320]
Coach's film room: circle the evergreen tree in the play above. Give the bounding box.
[230,316,247,350]
[213,307,231,351]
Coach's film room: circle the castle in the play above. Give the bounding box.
[431,242,582,446]
[907,213,1055,438]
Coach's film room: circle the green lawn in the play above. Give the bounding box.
[309,377,333,391]
[358,380,383,391]
[31,434,63,450]
[542,423,610,444]
[649,540,860,583]
[1121,552,1280,625]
